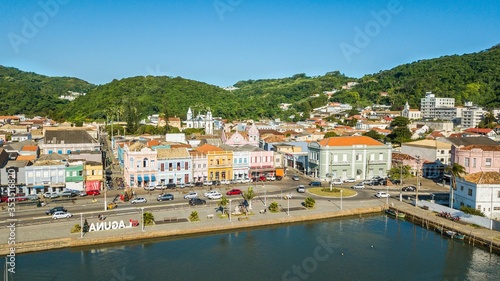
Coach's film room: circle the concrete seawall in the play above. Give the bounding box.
[1,206,383,255]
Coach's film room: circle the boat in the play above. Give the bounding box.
[385,209,406,219]
[453,233,465,240]
[445,230,456,237]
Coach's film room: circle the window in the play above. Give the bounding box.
[342,154,347,162]
[370,154,375,161]
[185,162,189,170]
[379,153,383,161]
[497,191,500,198]
[356,154,362,161]
[464,158,469,167]
[472,158,476,168]
[494,207,500,211]
[143,158,149,167]
[486,158,492,167]
[460,186,463,191]
[333,155,338,162]
[468,189,473,196]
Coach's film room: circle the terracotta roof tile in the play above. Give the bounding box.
[318,136,383,147]
[21,145,38,151]
[463,172,500,184]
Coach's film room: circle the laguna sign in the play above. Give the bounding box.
[88,220,134,232]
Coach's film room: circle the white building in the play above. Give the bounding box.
[401,139,452,165]
[183,107,214,135]
[401,102,421,120]
[454,171,500,220]
[461,106,486,129]
[420,92,456,120]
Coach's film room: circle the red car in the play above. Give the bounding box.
[86,190,101,196]
[226,189,242,195]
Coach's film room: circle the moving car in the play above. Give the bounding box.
[375,191,390,198]
[130,197,147,204]
[402,186,416,192]
[351,183,365,189]
[207,192,223,200]
[292,175,300,181]
[296,185,305,193]
[59,190,77,198]
[309,181,322,187]
[52,211,73,219]
[86,190,101,196]
[204,190,219,197]
[189,198,206,206]
[43,192,59,199]
[157,193,174,201]
[226,189,242,195]
[184,192,198,199]
[45,206,67,215]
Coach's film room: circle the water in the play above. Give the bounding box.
[13,215,499,281]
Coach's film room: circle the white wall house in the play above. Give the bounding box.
[454,171,500,220]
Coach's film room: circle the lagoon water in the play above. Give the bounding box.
[13,214,500,281]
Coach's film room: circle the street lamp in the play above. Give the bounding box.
[329,153,334,192]
[287,196,290,216]
[386,182,389,205]
[229,199,232,222]
[340,189,343,210]
[80,213,83,239]
[141,207,145,232]
[263,183,267,206]
[415,156,421,208]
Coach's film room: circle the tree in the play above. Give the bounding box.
[445,163,466,208]
[387,165,411,180]
[243,187,256,210]
[304,197,316,208]
[143,212,155,226]
[390,116,410,128]
[387,127,412,144]
[268,202,279,212]
[218,196,229,215]
[189,211,200,221]
[362,130,384,141]
[323,131,338,138]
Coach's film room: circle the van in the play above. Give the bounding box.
[309,181,322,187]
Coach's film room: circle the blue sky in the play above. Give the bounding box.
[1,0,500,87]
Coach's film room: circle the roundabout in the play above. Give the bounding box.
[307,187,357,198]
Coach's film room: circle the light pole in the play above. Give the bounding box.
[386,182,389,205]
[415,156,421,208]
[229,199,232,222]
[340,189,343,210]
[141,207,145,232]
[80,213,83,239]
[287,196,290,216]
[263,183,267,206]
[329,153,334,192]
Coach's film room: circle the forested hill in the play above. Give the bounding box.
[335,44,500,109]
[0,66,95,117]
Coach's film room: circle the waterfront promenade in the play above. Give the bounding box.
[1,189,499,255]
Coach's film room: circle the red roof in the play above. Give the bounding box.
[464,128,493,134]
[318,136,384,147]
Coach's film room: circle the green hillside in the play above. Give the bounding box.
[0,66,95,117]
[336,44,500,109]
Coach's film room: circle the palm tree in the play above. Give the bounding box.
[218,196,229,215]
[243,186,256,210]
[445,163,466,208]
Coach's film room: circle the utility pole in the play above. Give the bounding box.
[415,155,421,208]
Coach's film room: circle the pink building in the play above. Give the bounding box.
[123,142,158,188]
[452,145,500,174]
[248,147,275,178]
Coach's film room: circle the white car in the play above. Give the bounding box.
[297,185,306,193]
[344,178,356,183]
[130,197,147,204]
[52,211,72,219]
[332,179,343,185]
[204,190,219,197]
[352,183,365,189]
[266,175,276,181]
[43,192,59,199]
[207,192,223,200]
[203,181,213,186]
[184,192,198,199]
[219,180,230,185]
[241,178,251,183]
[144,186,155,191]
[375,192,390,198]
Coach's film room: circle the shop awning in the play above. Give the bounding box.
[138,176,143,182]
[34,186,45,189]
[144,175,150,181]
[151,175,156,181]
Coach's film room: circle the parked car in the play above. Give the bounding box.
[211,180,221,186]
[189,198,206,206]
[402,185,416,192]
[375,191,390,198]
[203,181,213,186]
[195,182,204,187]
[331,178,343,185]
[344,177,356,183]
[391,179,402,185]
[292,175,300,181]
[309,181,322,187]
[207,192,223,200]
[276,176,283,181]
[52,211,72,219]
[143,185,155,191]
[130,197,147,204]
[166,183,177,189]
[177,183,186,189]
[241,178,251,183]
[86,190,101,196]
[204,190,220,197]
[59,190,77,198]
[45,206,67,215]
[184,192,198,199]
[184,182,195,187]
[76,191,87,197]
[155,184,166,190]
[43,192,59,199]
[297,185,305,193]
[258,176,267,181]
[157,193,174,201]
[226,189,242,195]
[266,175,276,181]
[220,179,230,185]
[351,183,365,189]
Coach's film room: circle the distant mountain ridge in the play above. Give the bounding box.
[1,44,499,121]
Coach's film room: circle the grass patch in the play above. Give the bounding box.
[308,187,356,197]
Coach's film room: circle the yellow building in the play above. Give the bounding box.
[85,161,104,191]
[207,149,233,182]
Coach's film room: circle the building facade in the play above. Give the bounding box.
[454,172,500,220]
[420,92,456,120]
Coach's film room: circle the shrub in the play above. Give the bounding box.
[190,211,200,221]
[268,202,279,213]
[460,206,485,217]
[304,197,316,208]
[71,224,81,233]
[143,211,155,225]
